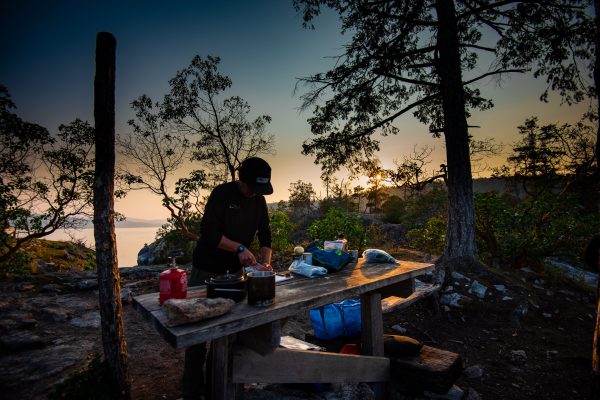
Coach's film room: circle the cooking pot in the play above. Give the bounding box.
[247,270,275,306]
[206,273,247,302]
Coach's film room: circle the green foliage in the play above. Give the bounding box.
[475,191,599,267]
[401,185,448,228]
[381,196,404,224]
[307,208,365,249]
[496,116,597,180]
[286,180,317,227]
[406,214,446,256]
[154,216,202,263]
[269,210,295,252]
[0,239,96,278]
[381,185,448,228]
[48,354,119,400]
[0,250,32,278]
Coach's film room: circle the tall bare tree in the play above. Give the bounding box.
[119,55,275,240]
[94,31,130,398]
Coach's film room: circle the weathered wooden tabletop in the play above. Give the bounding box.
[133,259,434,349]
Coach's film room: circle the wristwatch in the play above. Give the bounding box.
[237,244,245,254]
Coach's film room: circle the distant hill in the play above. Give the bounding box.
[115,218,167,228]
[71,217,167,229]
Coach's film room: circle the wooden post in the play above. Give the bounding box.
[94,31,130,398]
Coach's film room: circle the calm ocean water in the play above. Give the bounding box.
[46,226,160,268]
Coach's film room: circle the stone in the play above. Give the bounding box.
[423,384,464,400]
[546,350,559,359]
[493,285,507,292]
[464,388,481,400]
[440,293,470,308]
[463,365,484,379]
[0,343,94,388]
[545,258,598,289]
[391,324,408,334]
[120,288,133,304]
[75,279,98,291]
[510,350,527,364]
[501,296,513,301]
[17,283,36,291]
[324,382,375,400]
[0,312,38,333]
[42,307,70,322]
[0,331,46,352]
[162,297,235,327]
[468,280,487,299]
[53,295,97,313]
[451,271,468,281]
[40,284,62,294]
[70,311,101,329]
[444,285,454,293]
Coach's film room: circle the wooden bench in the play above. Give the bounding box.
[381,280,442,314]
[390,344,463,394]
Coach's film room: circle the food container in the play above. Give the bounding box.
[302,252,313,265]
[247,270,275,306]
[206,273,247,302]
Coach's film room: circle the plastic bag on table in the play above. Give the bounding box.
[289,259,328,278]
[362,248,398,264]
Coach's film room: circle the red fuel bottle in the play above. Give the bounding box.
[159,250,188,305]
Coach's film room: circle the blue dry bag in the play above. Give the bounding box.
[310,299,362,340]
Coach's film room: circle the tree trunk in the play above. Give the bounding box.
[435,0,477,269]
[94,32,131,398]
[591,1,600,397]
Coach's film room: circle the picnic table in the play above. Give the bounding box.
[133,259,434,399]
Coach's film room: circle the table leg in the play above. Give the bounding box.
[361,292,386,399]
[360,292,384,356]
[211,334,238,400]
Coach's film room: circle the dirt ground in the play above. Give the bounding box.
[123,253,598,400]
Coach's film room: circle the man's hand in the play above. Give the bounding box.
[238,248,257,266]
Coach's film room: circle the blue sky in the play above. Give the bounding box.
[1,0,590,220]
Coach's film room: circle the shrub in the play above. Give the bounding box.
[474,191,598,267]
[269,210,295,252]
[400,184,447,228]
[406,214,446,255]
[307,208,366,249]
[381,195,405,223]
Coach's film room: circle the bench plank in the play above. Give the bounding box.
[381,283,442,314]
[232,347,390,383]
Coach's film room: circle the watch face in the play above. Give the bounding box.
[238,245,245,253]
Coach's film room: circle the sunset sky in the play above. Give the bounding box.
[2,0,591,222]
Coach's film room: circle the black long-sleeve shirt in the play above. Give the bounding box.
[192,181,271,274]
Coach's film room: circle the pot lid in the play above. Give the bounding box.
[209,272,245,284]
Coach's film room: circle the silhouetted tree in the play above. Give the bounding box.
[0,86,95,266]
[287,180,317,226]
[119,55,275,240]
[294,0,593,268]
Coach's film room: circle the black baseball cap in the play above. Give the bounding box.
[238,157,273,195]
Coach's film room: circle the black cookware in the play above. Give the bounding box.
[206,273,247,302]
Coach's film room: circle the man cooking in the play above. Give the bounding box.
[183,156,274,399]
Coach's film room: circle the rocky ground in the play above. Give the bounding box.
[0,251,597,400]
